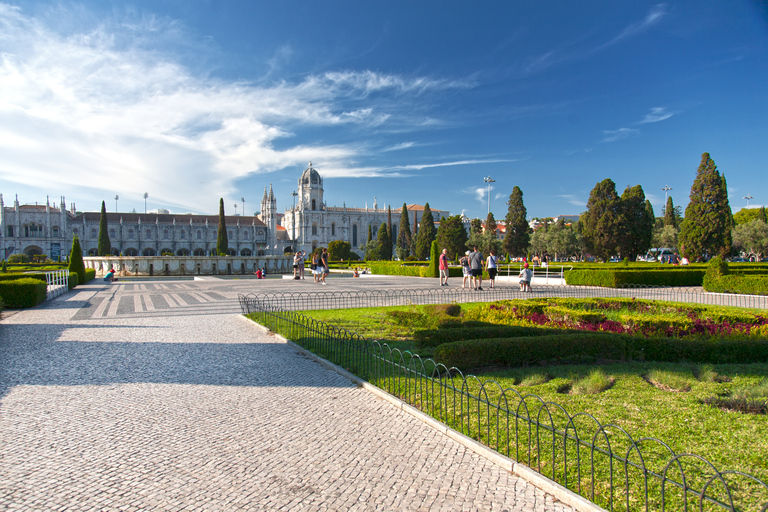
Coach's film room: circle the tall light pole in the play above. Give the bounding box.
[241,197,245,216]
[744,195,754,208]
[234,203,238,216]
[143,192,148,214]
[114,194,119,212]
[662,185,672,202]
[291,191,298,244]
[483,176,495,215]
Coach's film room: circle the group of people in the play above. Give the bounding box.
[440,247,533,292]
[290,249,331,284]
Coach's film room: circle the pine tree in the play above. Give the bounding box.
[414,203,436,260]
[377,221,391,260]
[679,153,733,260]
[503,186,530,258]
[663,196,677,228]
[396,203,412,260]
[216,198,229,255]
[68,236,86,285]
[435,214,468,262]
[386,206,393,260]
[411,211,419,256]
[581,178,621,262]
[97,201,111,256]
[617,185,654,261]
[427,240,440,277]
[470,218,483,235]
[761,207,768,224]
[483,211,501,255]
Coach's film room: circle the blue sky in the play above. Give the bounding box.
[1,1,766,221]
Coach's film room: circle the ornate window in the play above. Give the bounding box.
[312,225,318,236]
[163,229,169,239]
[352,225,358,247]
[331,223,336,236]
[180,230,186,240]
[197,230,202,240]
[109,229,116,238]
[128,229,134,238]
[243,230,249,239]
[146,229,152,238]
[91,228,97,237]
[312,199,316,211]
[52,226,60,237]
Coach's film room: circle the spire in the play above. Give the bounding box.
[262,186,268,202]
[268,183,275,202]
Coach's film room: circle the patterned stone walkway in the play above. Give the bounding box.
[0,278,576,511]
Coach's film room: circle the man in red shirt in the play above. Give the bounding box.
[439,248,449,286]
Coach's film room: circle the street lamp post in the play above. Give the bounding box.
[662,185,672,202]
[241,197,245,216]
[234,203,238,216]
[143,192,148,214]
[483,176,495,215]
[744,195,754,208]
[114,194,119,212]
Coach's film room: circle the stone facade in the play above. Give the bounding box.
[282,163,449,256]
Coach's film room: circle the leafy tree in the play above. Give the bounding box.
[414,203,436,260]
[396,203,412,260]
[97,201,111,256]
[216,198,228,255]
[581,178,621,262]
[435,215,468,262]
[504,186,530,258]
[617,185,654,261]
[732,219,768,261]
[530,221,582,261]
[733,207,765,226]
[327,240,351,261]
[662,196,681,228]
[679,153,733,260]
[470,218,483,236]
[653,224,679,250]
[68,235,86,285]
[377,221,391,260]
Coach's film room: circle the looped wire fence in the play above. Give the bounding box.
[239,287,768,511]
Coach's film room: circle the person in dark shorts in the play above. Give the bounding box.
[468,245,484,290]
[486,249,498,289]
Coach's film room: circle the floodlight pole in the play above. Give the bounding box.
[114,194,119,212]
[662,185,672,202]
[143,192,148,214]
[483,176,495,215]
[291,191,298,245]
[744,195,753,208]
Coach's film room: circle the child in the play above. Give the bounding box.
[518,263,532,292]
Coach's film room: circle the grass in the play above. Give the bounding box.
[245,299,768,510]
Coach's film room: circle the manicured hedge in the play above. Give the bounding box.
[0,273,48,283]
[0,278,47,308]
[84,268,96,283]
[433,333,768,371]
[703,274,768,296]
[414,325,567,349]
[565,269,706,287]
[369,261,482,279]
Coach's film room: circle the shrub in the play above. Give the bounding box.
[414,324,564,349]
[8,254,29,264]
[427,240,439,278]
[0,278,47,308]
[565,269,706,287]
[1,260,6,273]
[703,273,768,295]
[84,268,96,283]
[68,236,86,285]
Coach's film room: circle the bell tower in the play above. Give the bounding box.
[298,161,323,211]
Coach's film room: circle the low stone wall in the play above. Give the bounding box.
[84,256,292,277]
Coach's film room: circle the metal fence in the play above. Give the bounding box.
[240,284,768,313]
[240,289,768,512]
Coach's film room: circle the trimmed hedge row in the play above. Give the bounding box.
[369,261,486,279]
[433,333,768,371]
[0,278,47,308]
[0,273,48,283]
[565,269,706,287]
[414,325,568,349]
[703,274,768,296]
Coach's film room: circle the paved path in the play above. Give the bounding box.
[1,277,576,511]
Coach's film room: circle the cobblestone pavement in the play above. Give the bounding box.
[0,277,576,511]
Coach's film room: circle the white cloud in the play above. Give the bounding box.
[558,194,585,207]
[0,5,459,213]
[640,106,674,124]
[601,128,639,142]
[604,4,668,48]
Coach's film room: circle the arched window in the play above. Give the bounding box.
[128,229,134,238]
[146,229,152,238]
[352,225,358,247]
[331,223,336,236]
[312,225,318,236]
[180,230,186,240]
[243,230,249,239]
[52,226,60,237]
[91,228,98,237]
[163,229,169,239]
[109,229,116,238]
[311,199,316,210]
[197,230,202,240]
[228,230,233,238]
[193,248,205,256]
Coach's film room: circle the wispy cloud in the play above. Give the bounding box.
[640,106,674,124]
[601,128,639,143]
[0,5,462,213]
[602,4,668,49]
[382,141,416,152]
[558,194,586,207]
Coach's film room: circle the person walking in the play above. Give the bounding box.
[439,248,450,286]
[320,247,330,285]
[299,250,306,279]
[293,251,302,279]
[469,245,484,290]
[312,251,320,283]
[486,249,498,289]
[459,250,470,289]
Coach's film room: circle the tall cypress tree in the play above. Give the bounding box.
[484,211,499,255]
[97,201,111,256]
[504,186,530,258]
[386,206,393,260]
[617,185,654,261]
[216,198,229,255]
[581,178,621,262]
[679,153,733,259]
[397,203,412,260]
[377,221,391,260]
[414,203,436,260]
[760,207,768,224]
[663,196,677,228]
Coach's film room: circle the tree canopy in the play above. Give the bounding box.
[503,186,530,258]
[414,203,436,260]
[732,219,768,261]
[435,214,468,262]
[616,185,654,261]
[377,221,391,260]
[679,153,733,260]
[216,198,228,255]
[68,235,86,284]
[581,178,622,262]
[97,200,111,256]
[396,203,412,260]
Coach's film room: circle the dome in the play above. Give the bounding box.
[300,162,322,187]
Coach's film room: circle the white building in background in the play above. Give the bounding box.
[282,163,449,256]
[1,162,448,261]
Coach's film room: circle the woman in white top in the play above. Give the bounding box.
[486,250,498,289]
